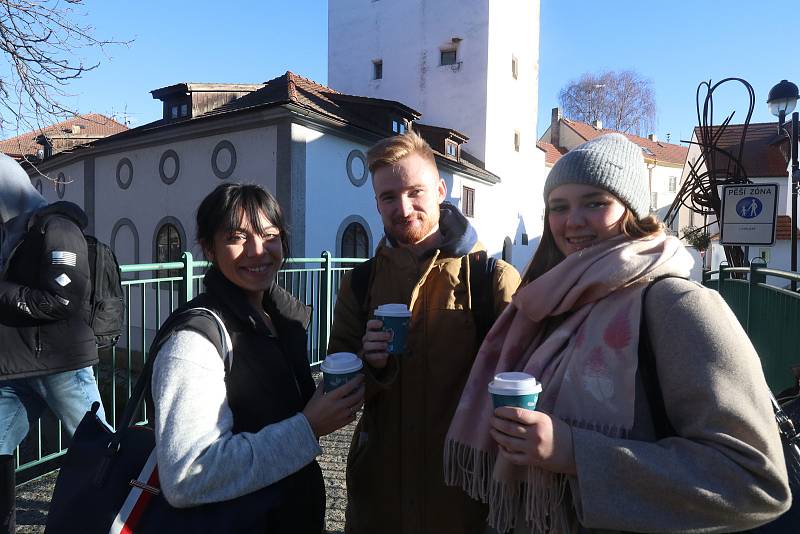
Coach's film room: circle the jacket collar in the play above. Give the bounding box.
[203,267,311,330]
[382,201,478,260]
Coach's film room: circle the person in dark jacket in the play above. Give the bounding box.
[0,153,107,534]
[150,182,364,533]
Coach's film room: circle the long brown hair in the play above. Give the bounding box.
[520,208,663,285]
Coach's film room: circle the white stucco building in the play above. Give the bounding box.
[329,0,545,266]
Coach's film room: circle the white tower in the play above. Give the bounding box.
[328,0,544,267]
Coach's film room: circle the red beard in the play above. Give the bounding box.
[389,214,437,245]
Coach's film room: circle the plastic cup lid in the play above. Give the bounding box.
[488,372,542,395]
[321,352,363,374]
[374,303,412,317]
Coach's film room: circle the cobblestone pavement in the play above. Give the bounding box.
[15,373,359,534]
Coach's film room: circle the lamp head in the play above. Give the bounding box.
[767,80,799,117]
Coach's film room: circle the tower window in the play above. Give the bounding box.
[514,130,521,152]
[440,50,457,66]
[462,186,475,218]
[512,55,519,79]
[373,60,383,80]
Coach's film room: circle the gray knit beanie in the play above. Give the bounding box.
[543,133,650,218]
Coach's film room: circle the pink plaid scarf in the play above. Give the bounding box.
[444,233,693,533]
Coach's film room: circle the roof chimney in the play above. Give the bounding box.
[71,124,82,134]
[551,107,562,147]
[592,119,603,130]
[648,133,657,142]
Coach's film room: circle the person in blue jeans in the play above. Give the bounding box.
[0,153,106,533]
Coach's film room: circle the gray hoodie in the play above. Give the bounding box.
[0,153,46,267]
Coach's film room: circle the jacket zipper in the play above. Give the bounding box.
[35,327,42,356]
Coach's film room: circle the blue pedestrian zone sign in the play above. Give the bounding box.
[720,184,779,246]
[736,197,763,218]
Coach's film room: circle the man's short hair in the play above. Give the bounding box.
[366,130,437,175]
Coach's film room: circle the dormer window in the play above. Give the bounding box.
[168,99,190,120]
[445,139,459,159]
[392,119,406,134]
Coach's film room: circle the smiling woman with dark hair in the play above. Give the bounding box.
[150,182,364,533]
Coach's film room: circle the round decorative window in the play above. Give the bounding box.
[211,140,236,180]
[56,173,66,199]
[346,149,368,187]
[116,157,133,189]
[34,179,43,194]
[159,150,180,185]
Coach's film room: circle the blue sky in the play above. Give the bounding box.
[29,1,799,147]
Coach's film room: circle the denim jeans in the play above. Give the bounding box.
[0,367,107,455]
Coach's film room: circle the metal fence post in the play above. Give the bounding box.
[180,251,194,305]
[747,259,767,335]
[718,261,729,294]
[318,251,333,358]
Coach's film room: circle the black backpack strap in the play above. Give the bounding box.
[468,251,497,344]
[639,275,687,439]
[350,257,376,318]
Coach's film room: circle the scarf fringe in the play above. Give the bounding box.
[444,439,572,533]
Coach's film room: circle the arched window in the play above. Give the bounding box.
[156,223,182,277]
[341,222,369,259]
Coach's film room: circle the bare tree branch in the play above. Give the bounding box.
[557,69,656,136]
[0,0,129,144]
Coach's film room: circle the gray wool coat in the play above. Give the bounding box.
[552,278,791,533]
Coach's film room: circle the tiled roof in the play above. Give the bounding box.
[536,141,567,165]
[0,113,127,159]
[205,71,421,130]
[776,215,798,240]
[563,119,688,165]
[691,123,789,179]
[35,72,500,183]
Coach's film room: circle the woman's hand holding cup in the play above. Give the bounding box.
[489,407,576,475]
[303,375,365,438]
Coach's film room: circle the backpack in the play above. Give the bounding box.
[349,250,498,344]
[84,235,125,348]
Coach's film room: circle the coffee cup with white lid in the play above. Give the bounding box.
[487,372,542,410]
[373,303,412,355]
[321,352,364,392]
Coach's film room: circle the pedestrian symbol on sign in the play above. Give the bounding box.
[737,197,763,219]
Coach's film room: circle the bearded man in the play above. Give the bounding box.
[327,130,520,534]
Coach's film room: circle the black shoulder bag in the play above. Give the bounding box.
[45,308,280,534]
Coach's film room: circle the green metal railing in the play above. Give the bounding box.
[703,262,800,393]
[14,251,365,480]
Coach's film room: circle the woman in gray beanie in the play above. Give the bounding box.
[445,133,789,533]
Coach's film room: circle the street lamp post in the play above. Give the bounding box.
[768,79,800,290]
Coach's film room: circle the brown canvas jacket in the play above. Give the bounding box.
[328,239,520,534]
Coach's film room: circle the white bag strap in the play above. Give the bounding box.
[191,307,234,369]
